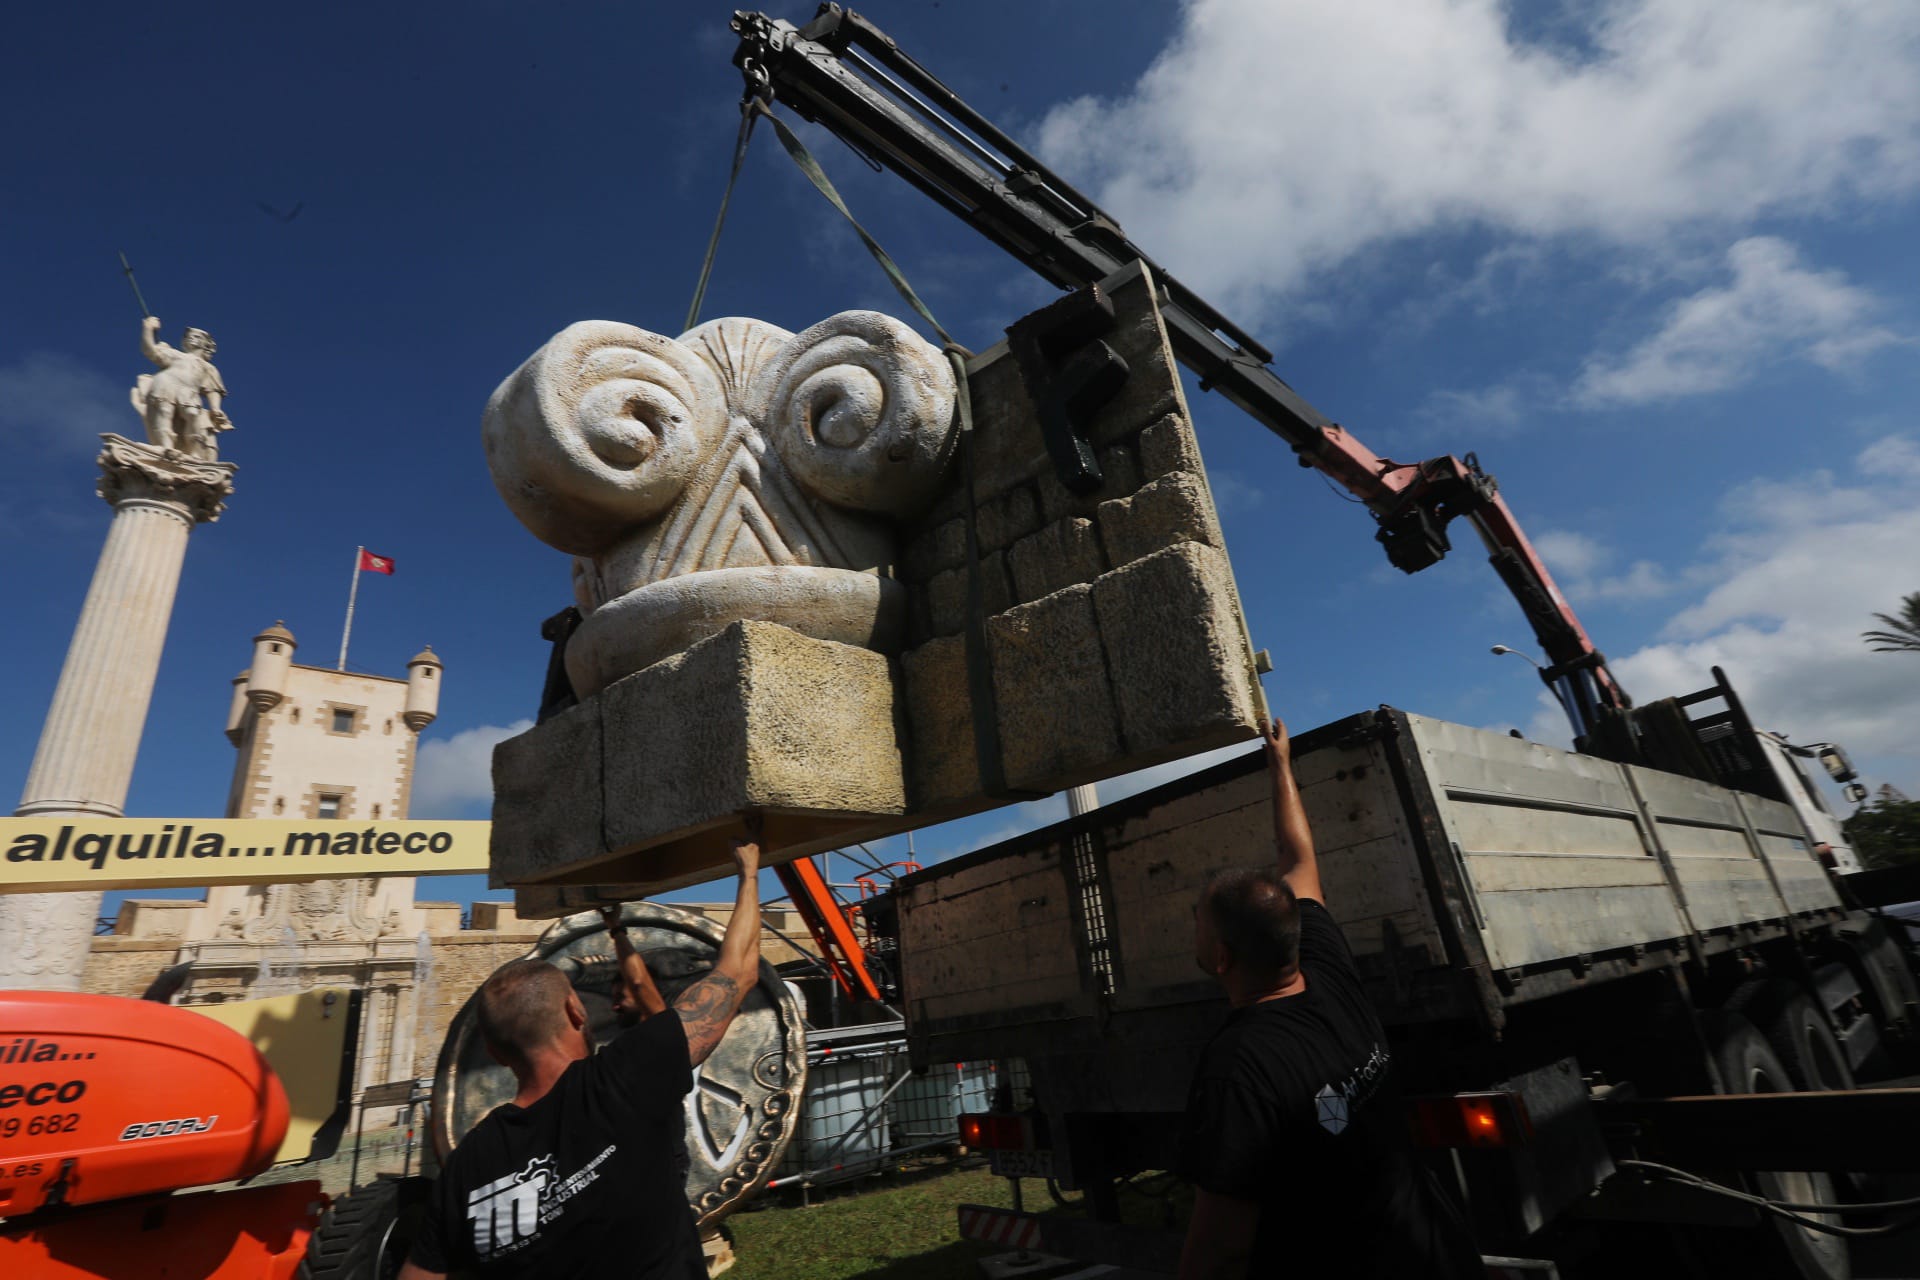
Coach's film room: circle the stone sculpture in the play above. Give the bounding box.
[486,264,1266,904]
[132,315,232,461]
[483,312,959,699]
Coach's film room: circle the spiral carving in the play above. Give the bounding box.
[482,321,727,556]
[751,311,957,518]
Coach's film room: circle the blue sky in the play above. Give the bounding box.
[5,1,1917,914]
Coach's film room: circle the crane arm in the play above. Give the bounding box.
[730,6,1629,741]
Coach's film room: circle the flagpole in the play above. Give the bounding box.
[339,546,363,671]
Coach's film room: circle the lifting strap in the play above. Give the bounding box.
[690,94,1032,801]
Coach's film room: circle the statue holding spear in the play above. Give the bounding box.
[121,252,234,462]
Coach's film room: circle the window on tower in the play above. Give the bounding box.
[332,708,356,734]
[317,794,343,819]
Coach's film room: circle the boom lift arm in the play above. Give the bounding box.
[729,5,1630,743]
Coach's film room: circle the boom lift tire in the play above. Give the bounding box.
[298,1179,407,1280]
[1685,1012,1851,1280]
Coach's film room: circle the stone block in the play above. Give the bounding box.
[901,634,979,810]
[1008,517,1105,603]
[902,517,968,583]
[977,483,1042,553]
[1137,412,1202,480]
[490,621,906,892]
[1098,470,1221,568]
[988,585,1122,792]
[1092,543,1260,757]
[926,550,1013,638]
[490,697,604,884]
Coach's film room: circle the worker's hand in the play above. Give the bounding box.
[1261,716,1292,772]
[598,904,625,933]
[730,836,762,878]
[143,314,161,330]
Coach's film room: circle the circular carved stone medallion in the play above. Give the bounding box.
[429,902,807,1227]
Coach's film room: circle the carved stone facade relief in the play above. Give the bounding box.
[483,312,958,698]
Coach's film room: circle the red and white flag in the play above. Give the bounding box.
[358,549,396,576]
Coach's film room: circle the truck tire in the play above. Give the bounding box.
[1759,990,1856,1093]
[1700,1013,1850,1280]
[299,1179,407,1280]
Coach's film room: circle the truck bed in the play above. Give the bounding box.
[893,708,1847,1105]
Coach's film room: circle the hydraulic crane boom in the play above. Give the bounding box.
[729,5,1631,743]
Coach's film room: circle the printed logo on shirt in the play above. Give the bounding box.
[465,1144,618,1260]
[1314,1044,1390,1135]
[468,1156,554,1258]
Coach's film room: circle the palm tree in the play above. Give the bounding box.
[1863,592,1920,653]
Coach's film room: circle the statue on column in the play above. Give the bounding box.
[131,315,233,461]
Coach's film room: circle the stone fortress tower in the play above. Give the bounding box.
[87,623,448,1097]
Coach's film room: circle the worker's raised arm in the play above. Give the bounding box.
[672,832,762,1065]
[600,905,668,1021]
[1265,718,1323,905]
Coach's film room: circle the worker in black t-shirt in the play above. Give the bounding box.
[400,834,765,1280]
[1176,719,1480,1280]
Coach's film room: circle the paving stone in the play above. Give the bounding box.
[1137,412,1202,480]
[926,549,1013,638]
[1007,517,1105,603]
[988,584,1122,792]
[1092,543,1260,758]
[901,634,979,810]
[1097,470,1221,568]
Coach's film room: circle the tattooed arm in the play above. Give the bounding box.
[674,832,763,1065]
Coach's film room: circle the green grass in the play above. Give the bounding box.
[725,1159,1191,1280]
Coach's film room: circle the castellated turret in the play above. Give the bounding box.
[403,646,442,731]
[225,670,250,745]
[245,621,296,712]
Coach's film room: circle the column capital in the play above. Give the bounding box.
[96,433,238,524]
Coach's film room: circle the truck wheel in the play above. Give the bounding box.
[1700,1013,1850,1280]
[1760,990,1855,1093]
[300,1179,408,1280]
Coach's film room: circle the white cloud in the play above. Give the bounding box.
[0,353,125,449]
[1560,449,1920,789]
[1036,0,1920,319]
[1858,434,1920,481]
[1572,238,1905,405]
[412,719,533,817]
[1206,469,1265,514]
[1531,528,1682,603]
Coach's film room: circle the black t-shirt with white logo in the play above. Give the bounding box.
[1176,899,1478,1277]
[410,1013,704,1279]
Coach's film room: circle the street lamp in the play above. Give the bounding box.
[1490,644,1543,670]
[1491,644,1573,725]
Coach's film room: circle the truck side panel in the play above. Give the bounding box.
[1625,765,1787,935]
[1407,717,1689,972]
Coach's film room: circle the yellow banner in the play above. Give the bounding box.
[0,818,490,893]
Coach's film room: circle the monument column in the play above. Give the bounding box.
[0,436,237,988]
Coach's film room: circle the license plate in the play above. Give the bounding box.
[988,1148,1054,1178]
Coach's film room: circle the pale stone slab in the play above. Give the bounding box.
[491,621,905,892]
[1093,542,1261,757]
[491,696,604,884]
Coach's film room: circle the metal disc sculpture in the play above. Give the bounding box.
[429,902,807,1226]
